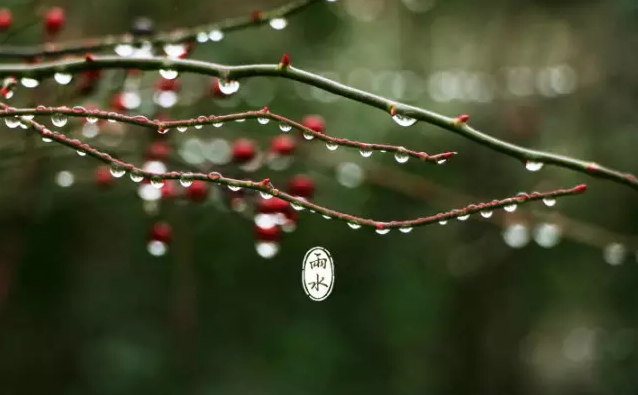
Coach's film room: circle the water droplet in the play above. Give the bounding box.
[542,197,556,207]
[208,29,224,41]
[76,150,86,156]
[158,127,169,134]
[322,215,331,220]
[3,90,14,99]
[147,240,167,256]
[480,210,493,218]
[504,204,517,212]
[326,142,338,151]
[235,118,245,123]
[218,79,240,95]
[291,202,304,211]
[260,191,273,200]
[150,177,165,188]
[51,113,68,127]
[279,122,292,133]
[256,241,279,259]
[163,43,186,58]
[392,113,417,127]
[437,159,447,165]
[179,173,194,187]
[213,122,223,128]
[130,171,144,182]
[177,126,188,133]
[525,161,543,172]
[269,18,288,30]
[159,69,178,80]
[114,44,134,57]
[348,222,361,229]
[196,31,209,42]
[54,73,72,85]
[457,214,470,221]
[394,149,409,164]
[20,78,39,88]
[228,185,242,192]
[86,116,98,124]
[109,164,126,178]
[375,228,390,235]
[302,132,314,141]
[257,117,270,125]
[359,148,372,158]
[42,136,52,142]
[4,117,20,128]
[399,227,413,233]
[439,220,447,225]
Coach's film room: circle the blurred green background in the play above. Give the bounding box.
[0,0,637,394]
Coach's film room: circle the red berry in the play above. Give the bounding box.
[0,9,12,31]
[110,94,126,111]
[287,174,314,198]
[232,138,256,163]
[146,141,172,161]
[255,225,280,242]
[150,222,172,244]
[185,180,208,202]
[95,165,114,187]
[156,78,181,92]
[44,7,65,36]
[270,135,295,156]
[301,115,325,134]
[257,197,290,214]
[161,180,177,199]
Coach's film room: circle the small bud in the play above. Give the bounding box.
[452,114,470,126]
[389,106,397,116]
[84,53,95,62]
[574,184,587,193]
[251,11,263,23]
[278,53,291,70]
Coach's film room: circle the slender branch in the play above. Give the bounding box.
[0,102,586,231]
[0,0,322,59]
[0,56,634,190]
[0,106,456,164]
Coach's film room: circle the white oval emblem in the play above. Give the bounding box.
[302,246,334,301]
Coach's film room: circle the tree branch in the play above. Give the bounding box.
[0,0,322,59]
[0,55,634,190]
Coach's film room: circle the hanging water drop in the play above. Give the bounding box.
[158,127,169,134]
[54,73,72,85]
[196,32,209,42]
[179,173,194,187]
[437,159,447,165]
[439,220,448,225]
[208,29,224,42]
[504,204,517,212]
[322,215,331,220]
[302,132,314,141]
[150,177,165,188]
[42,136,52,142]
[163,43,186,58]
[213,121,223,128]
[130,171,144,182]
[279,122,292,133]
[109,164,126,178]
[4,117,20,128]
[177,126,188,133]
[76,150,87,156]
[392,113,417,127]
[326,142,338,151]
[114,44,134,57]
[457,214,470,221]
[20,78,39,88]
[260,191,273,200]
[159,69,178,80]
[394,149,409,164]
[291,202,304,211]
[228,185,242,192]
[51,113,68,127]
[375,228,390,235]
[269,18,288,30]
[399,227,413,233]
[480,210,493,218]
[86,116,98,124]
[218,79,240,95]
[359,148,372,158]
[257,117,270,125]
[235,118,245,123]
[542,197,556,207]
[525,161,543,172]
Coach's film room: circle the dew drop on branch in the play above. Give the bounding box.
[4,117,20,128]
[130,171,144,182]
[326,142,338,151]
[439,220,448,225]
[291,201,304,211]
[394,150,409,164]
[51,113,68,127]
[525,161,544,172]
[76,150,87,157]
[302,132,314,141]
[53,73,72,85]
[20,78,39,88]
[228,185,242,192]
[279,122,292,133]
[504,204,517,212]
[480,210,493,218]
[257,117,270,125]
[114,44,134,57]
[375,228,390,235]
[359,148,372,158]
[208,29,224,42]
[542,197,556,207]
[322,215,331,220]
[218,80,240,95]
[196,32,208,42]
[399,227,413,233]
[348,222,361,229]
[159,69,179,80]
[260,191,273,200]
[457,214,470,221]
[179,173,194,187]
[269,18,288,30]
[163,43,186,58]
[150,177,165,189]
[213,121,223,128]
[86,116,98,124]
[109,164,126,178]
[392,113,416,127]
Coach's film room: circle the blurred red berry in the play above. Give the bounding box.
[301,115,325,134]
[255,224,280,242]
[185,180,208,202]
[270,135,295,156]
[232,138,256,163]
[110,94,126,111]
[0,9,12,31]
[95,165,114,187]
[146,141,172,161]
[287,174,315,198]
[156,78,181,92]
[44,7,65,36]
[257,197,290,214]
[150,222,172,244]
[161,180,177,199]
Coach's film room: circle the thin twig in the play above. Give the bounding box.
[0,106,456,163]
[0,56,634,190]
[0,0,322,59]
